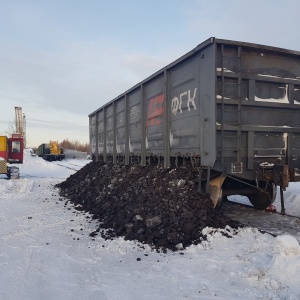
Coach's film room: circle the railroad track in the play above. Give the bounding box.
[55,163,82,171]
[221,200,300,242]
[226,199,300,219]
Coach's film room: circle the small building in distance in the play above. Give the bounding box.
[63,149,88,160]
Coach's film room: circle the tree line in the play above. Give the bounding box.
[59,139,90,152]
[2,122,90,153]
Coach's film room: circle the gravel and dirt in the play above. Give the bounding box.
[56,161,241,251]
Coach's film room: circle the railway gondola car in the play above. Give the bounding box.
[89,37,300,211]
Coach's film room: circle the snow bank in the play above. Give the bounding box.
[273,235,300,256]
[1,149,300,299]
[264,235,300,296]
[0,178,33,199]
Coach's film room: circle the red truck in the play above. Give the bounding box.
[0,134,24,179]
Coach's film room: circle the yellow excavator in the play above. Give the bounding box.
[37,141,65,161]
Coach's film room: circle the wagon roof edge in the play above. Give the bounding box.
[88,37,300,117]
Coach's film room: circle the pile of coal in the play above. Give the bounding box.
[56,161,241,250]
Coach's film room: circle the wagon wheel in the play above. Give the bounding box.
[248,182,277,210]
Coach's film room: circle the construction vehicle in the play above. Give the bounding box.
[37,141,65,161]
[0,134,24,179]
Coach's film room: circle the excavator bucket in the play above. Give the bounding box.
[208,175,226,209]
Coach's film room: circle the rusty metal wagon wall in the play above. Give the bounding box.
[89,37,300,210]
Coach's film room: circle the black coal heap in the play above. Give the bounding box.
[56,161,241,250]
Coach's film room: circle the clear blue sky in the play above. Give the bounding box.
[1,0,299,147]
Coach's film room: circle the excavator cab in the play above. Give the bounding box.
[0,134,23,179]
[8,134,24,163]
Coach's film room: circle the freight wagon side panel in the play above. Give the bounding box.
[97,110,104,156]
[105,104,114,155]
[169,45,216,166]
[169,55,200,157]
[90,42,217,166]
[116,97,126,155]
[90,114,97,158]
[199,43,217,166]
[215,40,300,180]
[145,75,165,156]
[128,89,142,155]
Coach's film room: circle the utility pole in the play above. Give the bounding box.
[15,107,23,135]
[15,107,26,147]
[23,113,26,147]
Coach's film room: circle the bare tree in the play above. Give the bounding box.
[4,122,16,136]
[59,139,90,152]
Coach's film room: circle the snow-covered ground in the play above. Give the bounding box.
[1,150,300,300]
